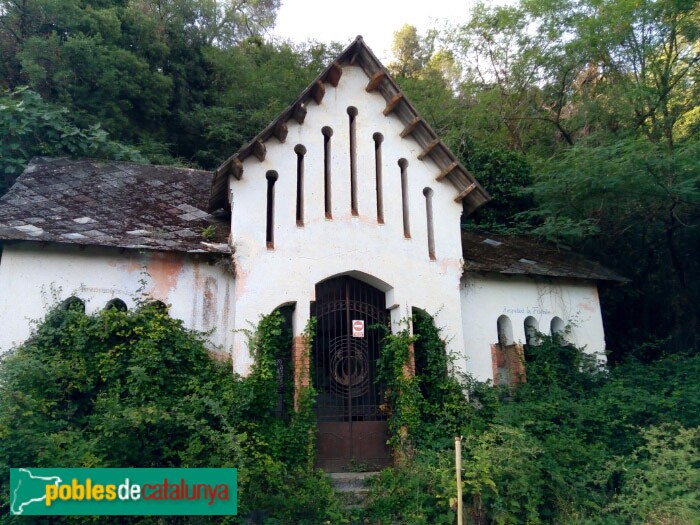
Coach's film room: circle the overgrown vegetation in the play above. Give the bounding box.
[0,88,145,194]
[2,0,700,522]
[0,304,343,524]
[3,304,698,523]
[2,0,698,360]
[364,316,700,524]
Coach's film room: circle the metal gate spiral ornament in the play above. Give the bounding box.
[328,336,370,398]
[312,275,392,470]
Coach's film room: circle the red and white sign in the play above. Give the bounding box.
[352,320,365,338]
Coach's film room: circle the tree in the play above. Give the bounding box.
[0,87,145,195]
[0,300,244,519]
[389,24,434,78]
[0,0,284,167]
[443,0,700,357]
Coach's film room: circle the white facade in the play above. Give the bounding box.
[229,66,465,374]
[0,243,234,354]
[460,273,606,381]
[0,58,611,385]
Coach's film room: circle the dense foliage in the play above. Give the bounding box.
[389,0,700,359]
[2,301,698,523]
[2,0,698,359]
[2,0,700,522]
[365,321,700,524]
[0,304,343,524]
[0,87,145,194]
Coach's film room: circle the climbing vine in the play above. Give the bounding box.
[376,320,423,456]
[377,311,477,454]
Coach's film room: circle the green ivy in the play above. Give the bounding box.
[0,302,342,524]
[375,320,422,456]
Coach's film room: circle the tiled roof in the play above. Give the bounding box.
[0,158,230,254]
[462,230,626,282]
[0,159,623,282]
[210,36,490,214]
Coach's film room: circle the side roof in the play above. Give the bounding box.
[0,158,230,254]
[209,36,490,214]
[462,230,626,282]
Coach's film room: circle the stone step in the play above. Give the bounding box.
[329,472,379,509]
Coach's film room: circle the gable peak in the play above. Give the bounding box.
[209,37,490,214]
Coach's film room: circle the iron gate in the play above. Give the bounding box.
[311,276,392,471]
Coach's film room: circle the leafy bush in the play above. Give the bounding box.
[607,425,700,524]
[365,326,700,524]
[363,449,456,525]
[0,303,342,524]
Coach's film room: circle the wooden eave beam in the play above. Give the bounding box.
[292,103,307,124]
[231,158,243,180]
[327,62,343,87]
[417,138,440,160]
[400,116,422,138]
[365,70,385,92]
[454,182,477,203]
[383,93,404,116]
[252,140,266,162]
[436,161,459,181]
[273,121,288,143]
[311,80,325,104]
[217,157,232,177]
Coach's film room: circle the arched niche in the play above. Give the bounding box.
[550,316,566,337]
[497,315,514,346]
[105,298,128,312]
[524,316,539,346]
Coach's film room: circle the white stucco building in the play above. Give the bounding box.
[0,37,621,470]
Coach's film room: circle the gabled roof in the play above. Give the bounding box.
[0,158,230,254]
[209,36,491,214]
[461,231,626,282]
[0,159,622,282]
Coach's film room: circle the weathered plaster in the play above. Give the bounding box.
[0,243,234,355]
[460,273,607,381]
[229,66,466,374]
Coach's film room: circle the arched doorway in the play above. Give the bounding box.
[311,275,392,471]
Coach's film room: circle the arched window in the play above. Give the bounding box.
[347,107,358,215]
[412,308,448,402]
[373,133,384,223]
[105,298,127,312]
[493,315,526,387]
[524,316,539,346]
[294,144,306,226]
[322,126,333,219]
[271,303,295,421]
[398,158,410,238]
[142,300,168,313]
[497,315,514,345]
[423,187,435,260]
[265,170,278,249]
[550,316,565,337]
[60,296,85,313]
